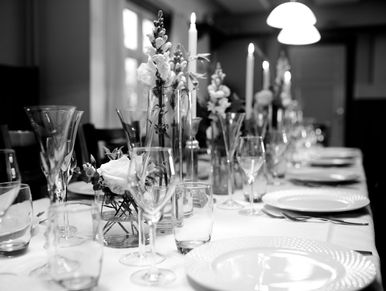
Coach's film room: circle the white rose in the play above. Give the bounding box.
[97,155,132,194]
[255,89,273,106]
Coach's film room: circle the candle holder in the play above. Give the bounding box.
[185,117,202,181]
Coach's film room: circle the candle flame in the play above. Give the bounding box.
[284,70,291,82]
[248,43,255,55]
[262,60,269,70]
[190,12,196,24]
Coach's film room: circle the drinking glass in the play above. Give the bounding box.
[266,129,289,185]
[47,201,103,291]
[217,112,245,210]
[128,147,177,286]
[61,110,83,195]
[236,136,265,216]
[116,108,150,153]
[24,105,75,202]
[0,183,32,256]
[0,149,21,221]
[117,109,160,267]
[173,182,213,254]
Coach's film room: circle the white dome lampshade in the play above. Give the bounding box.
[278,24,321,45]
[267,1,317,29]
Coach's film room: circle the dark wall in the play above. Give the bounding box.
[0,65,39,130]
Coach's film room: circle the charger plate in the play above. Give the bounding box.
[262,189,369,212]
[186,236,376,291]
[67,181,94,196]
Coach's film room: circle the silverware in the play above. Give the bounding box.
[281,211,369,226]
[261,207,284,219]
[354,250,373,256]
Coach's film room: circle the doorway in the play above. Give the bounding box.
[288,44,346,146]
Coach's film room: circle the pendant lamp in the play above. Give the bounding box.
[278,24,321,45]
[267,1,317,28]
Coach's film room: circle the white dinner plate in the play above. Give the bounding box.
[186,236,376,291]
[313,147,360,160]
[309,158,355,167]
[287,169,360,184]
[262,189,369,212]
[67,181,94,196]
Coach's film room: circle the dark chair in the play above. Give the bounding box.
[81,123,127,166]
[0,125,47,200]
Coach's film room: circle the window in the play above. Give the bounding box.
[122,3,155,109]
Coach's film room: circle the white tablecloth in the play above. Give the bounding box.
[0,158,383,291]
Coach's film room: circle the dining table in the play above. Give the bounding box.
[0,147,383,291]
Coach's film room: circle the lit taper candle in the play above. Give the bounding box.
[262,60,270,90]
[245,43,255,120]
[188,12,197,117]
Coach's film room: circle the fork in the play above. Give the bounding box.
[281,211,369,226]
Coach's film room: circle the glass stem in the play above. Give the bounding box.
[227,158,233,201]
[249,178,255,209]
[148,221,158,279]
[137,208,145,257]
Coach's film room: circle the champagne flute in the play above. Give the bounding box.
[236,136,265,216]
[0,149,21,221]
[128,147,177,286]
[217,112,245,210]
[24,105,75,202]
[24,105,75,277]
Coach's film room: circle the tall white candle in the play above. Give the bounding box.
[262,60,270,90]
[245,43,255,120]
[188,12,197,117]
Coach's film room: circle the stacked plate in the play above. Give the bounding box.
[186,236,376,291]
[262,188,369,213]
[308,147,360,168]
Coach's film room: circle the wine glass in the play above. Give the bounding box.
[266,129,289,185]
[217,112,246,210]
[24,105,76,202]
[116,108,150,153]
[61,110,83,197]
[117,109,160,267]
[236,136,265,216]
[0,149,21,221]
[24,105,75,277]
[127,147,177,286]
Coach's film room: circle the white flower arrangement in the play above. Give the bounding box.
[207,62,231,120]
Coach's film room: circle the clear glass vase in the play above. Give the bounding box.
[95,189,140,248]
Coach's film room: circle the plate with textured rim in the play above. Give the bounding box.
[287,170,360,184]
[186,236,376,291]
[67,181,94,196]
[313,147,360,160]
[309,158,356,167]
[262,189,369,212]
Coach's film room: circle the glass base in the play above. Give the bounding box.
[217,198,243,210]
[131,268,176,286]
[239,207,261,216]
[119,251,165,267]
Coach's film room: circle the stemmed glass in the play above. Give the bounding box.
[116,108,150,153]
[117,109,161,267]
[128,147,177,286]
[60,110,83,198]
[217,112,245,210]
[24,105,76,202]
[0,149,21,221]
[24,105,75,277]
[236,136,265,216]
[266,129,289,185]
